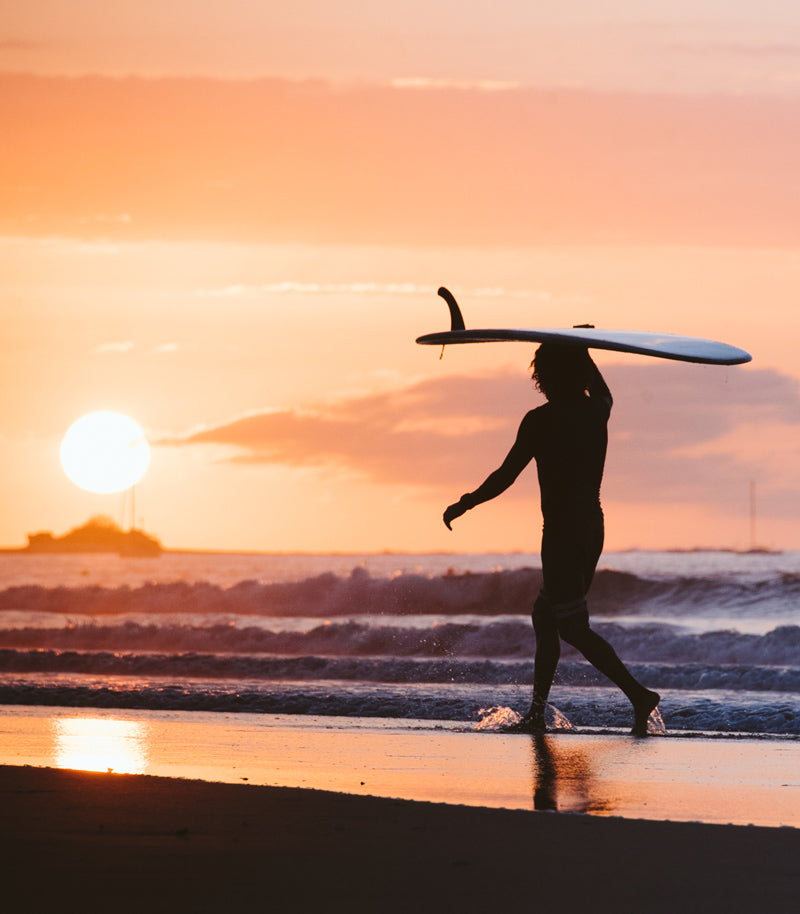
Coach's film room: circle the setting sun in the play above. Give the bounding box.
[60,412,150,494]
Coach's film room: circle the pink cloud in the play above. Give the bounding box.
[163,364,800,518]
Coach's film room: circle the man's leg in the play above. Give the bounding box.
[532,592,560,711]
[506,593,560,732]
[557,608,660,735]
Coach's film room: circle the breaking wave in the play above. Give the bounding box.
[1,566,799,618]
[0,618,798,667]
[1,564,798,735]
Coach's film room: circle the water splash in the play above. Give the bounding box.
[474,704,575,732]
[648,706,667,735]
[549,706,575,731]
[475,706,522,730]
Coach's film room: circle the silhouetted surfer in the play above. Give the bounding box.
[444,344,660,736]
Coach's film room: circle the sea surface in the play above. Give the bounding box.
[0,551,798,736]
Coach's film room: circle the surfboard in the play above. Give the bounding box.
[416,288,752,365]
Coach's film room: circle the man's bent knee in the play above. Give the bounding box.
[553,600,591,645]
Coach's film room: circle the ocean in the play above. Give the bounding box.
[1,550,798,737]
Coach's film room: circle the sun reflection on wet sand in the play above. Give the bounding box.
[51,717,149,774]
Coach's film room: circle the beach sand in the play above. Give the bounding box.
[3,762,798,914]
[2,708,799,912]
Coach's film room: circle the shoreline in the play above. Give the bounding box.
[3,763,798,913]
[2,707,799,828]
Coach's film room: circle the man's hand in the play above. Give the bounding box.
[443,501,468,530]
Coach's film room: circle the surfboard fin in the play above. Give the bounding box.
[437,287,465,331]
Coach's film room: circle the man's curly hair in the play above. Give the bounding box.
[530,343,592,401]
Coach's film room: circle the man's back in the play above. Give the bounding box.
[530,394,609,525]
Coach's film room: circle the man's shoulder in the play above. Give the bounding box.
[518,404,548,433]
[522,403,548,421]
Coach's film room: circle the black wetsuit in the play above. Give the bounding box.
[528,391,610,627]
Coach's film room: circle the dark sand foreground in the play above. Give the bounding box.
[2,765,797,914]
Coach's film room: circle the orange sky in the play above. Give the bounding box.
[1,3,799,552]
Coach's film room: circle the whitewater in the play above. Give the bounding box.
[0,551,798,736]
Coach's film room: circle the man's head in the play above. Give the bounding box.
[531,343,592,400]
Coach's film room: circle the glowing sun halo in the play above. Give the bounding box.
[60,412,150,494]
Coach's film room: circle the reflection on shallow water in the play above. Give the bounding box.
[530,735,611,814]
[51,717,149,774]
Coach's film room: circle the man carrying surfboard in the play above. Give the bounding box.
[443,344,660,736]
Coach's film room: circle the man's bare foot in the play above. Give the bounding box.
[505,704,546,734]
[631,689,661,737]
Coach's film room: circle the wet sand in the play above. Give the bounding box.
[2,763,798,914]
[1,706,799,826]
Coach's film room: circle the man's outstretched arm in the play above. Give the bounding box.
[443,411,538,529]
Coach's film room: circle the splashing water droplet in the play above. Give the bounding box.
[474,704,575,732]
[647,706,667,735]
[549,707,575,730]
[475,706,522,730]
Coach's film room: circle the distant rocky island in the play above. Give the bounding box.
[23,516,163,557]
